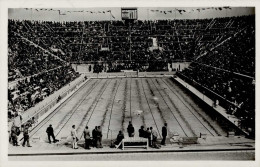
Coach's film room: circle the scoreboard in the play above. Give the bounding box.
[121,8,138,20]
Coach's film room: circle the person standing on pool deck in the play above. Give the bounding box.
[146,127,152,146]
[127,121,135,137]
[96,126,103,148]
[83,126,91,149]
[71,125,78,149]
[139,125,145,138]
[161,123,167,146]
[22,125,32,147]
[46,124,59,144]
[92,126,98,147]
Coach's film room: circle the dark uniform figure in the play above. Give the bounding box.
[138,126,145,137]
[92,126,98,147]
[127,121,135,137]
[83,126,91,149]
[115,130,124,146]
[11,126,19,146]
[22,125,32,147]
[96,126,103,148]
[46,124,58,143]
[161,123,167,145]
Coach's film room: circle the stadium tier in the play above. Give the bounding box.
[8,15,255,135]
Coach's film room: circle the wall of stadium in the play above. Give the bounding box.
[72,62,191,73]
[168,62,191,72]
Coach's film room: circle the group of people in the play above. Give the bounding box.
[70,125,103,149]
[114,121,168,149]
[9,124,32,147]
[10,121,168,150]
[138,123,168,148]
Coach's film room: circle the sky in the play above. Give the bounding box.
[8,7,255,21]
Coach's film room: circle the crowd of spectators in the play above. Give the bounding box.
[8,15,254,72]
[179,15,255,133]
[8,35,64,82]
[8,66,79,120]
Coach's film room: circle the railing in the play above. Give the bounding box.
[176,72,252,117]
[18,75,86,128]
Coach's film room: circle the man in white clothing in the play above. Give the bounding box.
[71,125,78,149]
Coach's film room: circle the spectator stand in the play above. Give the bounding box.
[173,75,250,137]
[16,75,88,141]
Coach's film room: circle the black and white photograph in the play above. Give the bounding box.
[0,0,259,166]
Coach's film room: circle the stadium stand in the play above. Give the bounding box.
[8,15,255,134]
